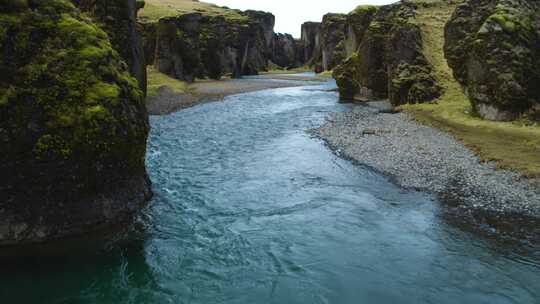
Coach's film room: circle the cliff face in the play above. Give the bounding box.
[333,3,442,106]
[319,13,347,71]
[272,33,298,68]
[71,0,147,95]
[150,10,275,82]
[0,0,151,245]
[343,5,378,57]
[300,22,321,66]
[445,0,540,121]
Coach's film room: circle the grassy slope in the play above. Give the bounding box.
[138,0,248,22]
[147,66,189,97]
[401,1,540,177]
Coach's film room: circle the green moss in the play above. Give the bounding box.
[85,82,121,104]
[1,0,149,196]
[333,53,360,100]
[353,5,378,14]
[33,134,72,160]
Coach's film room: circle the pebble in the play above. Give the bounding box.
[316,101,540,219]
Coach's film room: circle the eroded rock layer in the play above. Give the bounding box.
[0,0,151,245]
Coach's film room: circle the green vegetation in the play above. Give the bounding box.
[147,66,189,97]
[138,0,248,22]
[352,5,378,14]
[0,0,148,186]
[401,1,540,177]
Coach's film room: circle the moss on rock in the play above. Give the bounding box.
[333,1,442,105]
[333,53,361,100]
[445,0,540,121]
[0,0,151,244]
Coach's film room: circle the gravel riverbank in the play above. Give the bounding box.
[317,101,540,238]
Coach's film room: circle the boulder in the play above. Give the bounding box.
[445,0,540,121]
[0,0,151,245]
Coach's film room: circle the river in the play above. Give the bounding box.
[2,77,539,303]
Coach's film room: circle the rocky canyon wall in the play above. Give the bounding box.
[0,0,152,245]
[145,8,304,82]
[332,2,442,106]
[72,0,147,95]
[445,0,540,121]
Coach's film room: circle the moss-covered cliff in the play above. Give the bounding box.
[445,0,540,121]
[140,1,299,81]
[333,2,442,106]
[71,0,147,95]
[0,0,151,244]
[152,10,271,81]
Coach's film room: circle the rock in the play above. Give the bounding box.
[0,0,151,245]
[272,33,298,69]
[445,0,540,121]
[333,1,442,105]
[150,10,275,82]
[300,21,321,65]
[244,10,275,52]
[319,13,347,71]
[72,0,147,95]
[344,5,378,57]
[140,21,157,66]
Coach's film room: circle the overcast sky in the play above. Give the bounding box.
[207,0,397,38]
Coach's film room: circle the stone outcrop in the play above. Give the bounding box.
[150,10,275,82]
[319,13,347,71]
[445,0,540,121]
[333,2,442,106]
[300,22,321,66]
[72,0,147,95]
[140,21,157,67]
[343,5,378,57]
[244,10,275,57]
[0,0,151,245]
[272,33,298,68]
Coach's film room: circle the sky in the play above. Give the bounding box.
[207,0,397,38]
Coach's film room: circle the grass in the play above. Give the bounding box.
[400,1,540,177]
[138,0,248,22]
[262,66,313,74]
[146,66,189,97]
[317,70,334,77]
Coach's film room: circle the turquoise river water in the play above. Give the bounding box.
[1,77,539,303]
